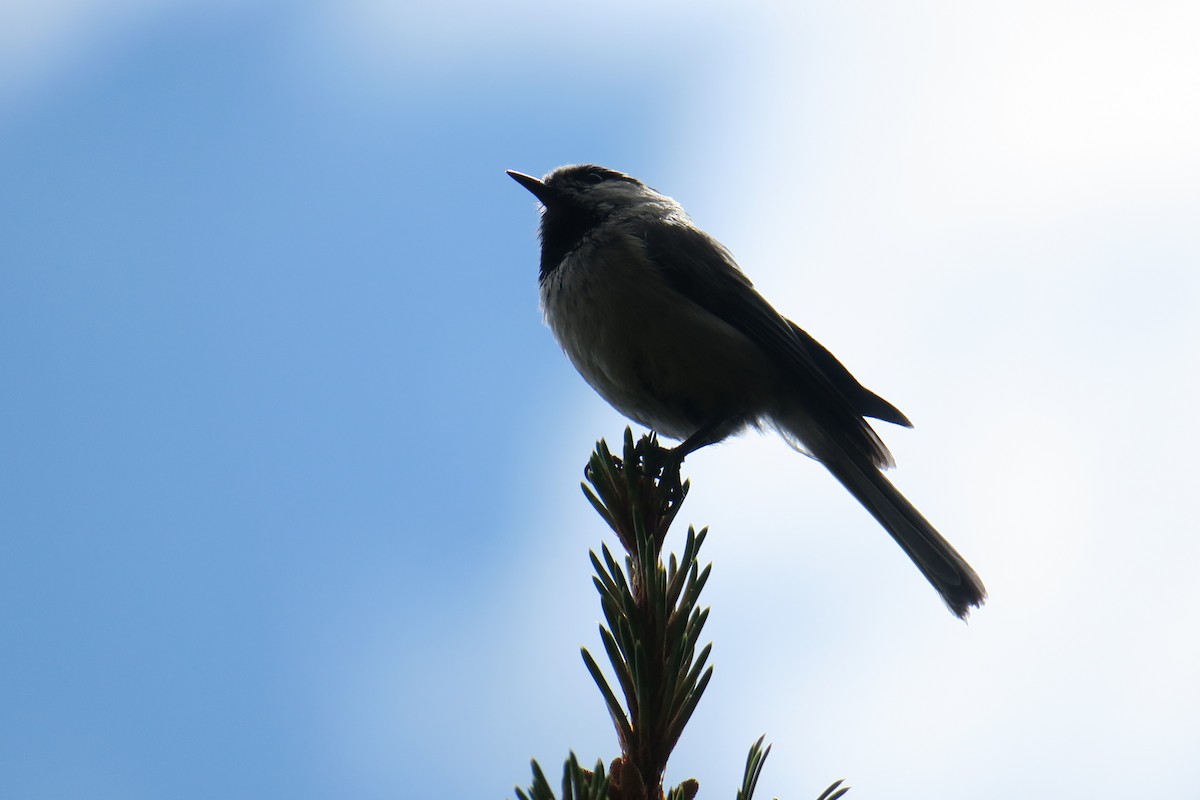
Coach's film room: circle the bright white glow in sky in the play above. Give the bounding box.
[2,2,1197,798]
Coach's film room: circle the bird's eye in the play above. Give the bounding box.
[583,171,605,185]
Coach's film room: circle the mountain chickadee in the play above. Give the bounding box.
[507,164,985,618]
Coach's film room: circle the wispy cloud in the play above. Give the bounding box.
[0,0,245,107]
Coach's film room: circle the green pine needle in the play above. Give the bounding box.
[737,736,771,800]
[816,778,850,800]
[580,647,632,747]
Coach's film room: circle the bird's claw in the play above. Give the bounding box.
[634,436,687,502]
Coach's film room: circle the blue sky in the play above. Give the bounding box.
[2,2,1198,798]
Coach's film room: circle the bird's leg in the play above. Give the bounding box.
[632,435,672,485]
[649,416,742,499]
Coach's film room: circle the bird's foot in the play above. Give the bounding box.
[635,435,688,502]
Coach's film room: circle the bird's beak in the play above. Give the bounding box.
[506,170,552,205]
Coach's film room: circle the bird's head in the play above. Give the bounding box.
[506,164,657,215]
[507,164,677,278]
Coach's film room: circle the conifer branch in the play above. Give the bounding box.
[513,430,849,800]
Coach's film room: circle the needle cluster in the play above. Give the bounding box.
[513,431,847,800]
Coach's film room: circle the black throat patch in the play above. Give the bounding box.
[538,201,606,282]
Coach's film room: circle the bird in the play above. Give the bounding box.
[507,164,985,618]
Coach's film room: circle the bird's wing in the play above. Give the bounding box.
[784,321,912,428]
[640,220,906,467]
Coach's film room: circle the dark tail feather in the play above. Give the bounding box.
[821,448,986,619]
